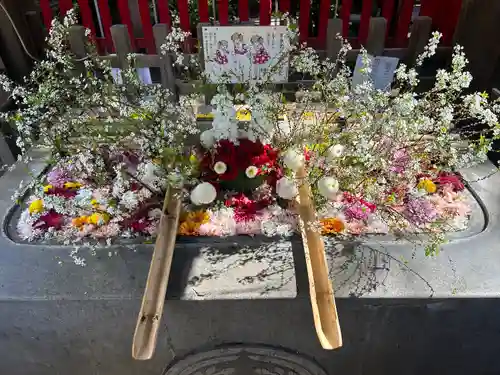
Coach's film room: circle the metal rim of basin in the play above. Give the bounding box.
[163,345,328,375]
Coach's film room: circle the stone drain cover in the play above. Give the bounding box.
[164,346,327,375]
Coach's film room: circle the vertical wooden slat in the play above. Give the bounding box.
[326,18,342,60]
[382,0,395,37]
[358,0,373,45]
[39,0,53,28]
[153,24,177,97]
[178,0,191,30]
[77,0,97,36]
[199,0,210,22]
[340,0,353,38]
[317,0,331,47]
[68,25,87,74]
[111,24,133,68]
[138,0,155,53]
[395,0,415,47]
[279,0,290,13]
[239,0,249,22]
[406,16,432,65]
[58,0,73,16]
[97,0,114,51]
[157,0,171,25]
[260,0,271,26]
[298,0,310,42]
[365,17,386,55]
[117,0,136,49]
[218,0,229,25]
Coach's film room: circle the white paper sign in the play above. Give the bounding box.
[202,26,289,83]
[352,54,399,91]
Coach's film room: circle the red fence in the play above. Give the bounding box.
[38,0,464,54]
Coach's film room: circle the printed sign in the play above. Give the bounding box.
[202,26,289,83]
[352,54,399,91]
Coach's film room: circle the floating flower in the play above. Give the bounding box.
[89,212,110,226]
[29,199,44,215]
[283,149,305,172]
[245,165,259,179]
[344,203,370,221]
[327,144,344,159]
[72,216,89,228]
[185,210,210,225]
[46,168,71,187]
[417,179,437,194]
[434,172,465,191]
[200,129,215,149]
[404,197,438,226]
[34,210,64,230]
[276,177,298,200]
[43,185,53,193]
[320,217,345,234]
[178,221,202,236]
[390,149,409,174]
[64,182,82,189]
[318,177,339,200]
[190,182,217,205]
[214,161,227,175]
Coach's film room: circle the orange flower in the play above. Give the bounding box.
[178,221,201,236]
[72,216,89,228]
[177,210,209,236]
[320,217,345,234]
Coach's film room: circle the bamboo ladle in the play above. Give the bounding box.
[296,166,343,350]
[132,186,182,360]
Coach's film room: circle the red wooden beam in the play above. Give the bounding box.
[382,0,395,37]
[340,0,353,38]
[260,0,271,26]
[78,0,97,37]
[395,0,414,47]
[317,0,331,47]
[97,0,114,51]
[279,0,290,13]
[115,0,135,49]
[218,0,229,25]
[299,0,310,42]
[157,0,171,25]
[58,0,73,16]
[138,0,155,53]
[358,0,372,45]
[239,0,249,22]
[199,0,210,22]
[39,0,53,29]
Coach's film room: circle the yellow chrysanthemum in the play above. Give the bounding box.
[89,212,110,226]
[417,179,437,194]
[185,210,210,225]
[72,216,89,227]
[64,182,82,189]
[90,199,99,207]
[28,199,44,215]
[178,221,201,236]
[43,184,53,193]
[320,217,345,235]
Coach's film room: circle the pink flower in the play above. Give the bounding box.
[390,149,409,174]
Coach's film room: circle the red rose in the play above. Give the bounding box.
[434,172,465,191]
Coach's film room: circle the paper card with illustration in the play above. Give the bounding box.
[352,54,400,91]
[202,26,289,83]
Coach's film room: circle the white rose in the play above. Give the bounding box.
[326,144,344,160]
[190,182,217,205]
[276,177,298,200]
[245,165,258,178]
[214,161,227,175]
[200,129,215,148]
[283,149,305,172]
[318,177,339,200]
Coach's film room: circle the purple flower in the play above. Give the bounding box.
[404,197,438,226]
[344,202,370,221]
[47,167,71,187]
[390,149,409,174]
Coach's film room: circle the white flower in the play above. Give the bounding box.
[190,182,217,205]
[318,177,339,200]
[200,129,215,149]
[276,177,298,200]
[283,149,305,172]
[327,144,344,159]
[214,161,227,175]
[245,165,258,178]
